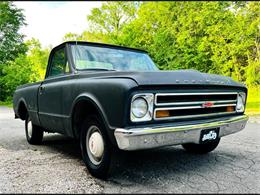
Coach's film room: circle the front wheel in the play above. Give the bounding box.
[80,115,114,179]
[182,138,221,154]
[25,115,44,145]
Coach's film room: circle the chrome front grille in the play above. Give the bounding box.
[154,92,238,120]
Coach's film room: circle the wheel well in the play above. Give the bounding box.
[72,100,102,139]
[18,101,28,120]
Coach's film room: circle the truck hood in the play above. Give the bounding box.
[79,70,245,88]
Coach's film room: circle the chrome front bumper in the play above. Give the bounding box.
[114,115,248,151]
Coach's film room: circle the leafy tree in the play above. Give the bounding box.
[116,1,259,86]
[63,1,140,44]
[63,1,259,87]
[242,2,260,86]
[2,1,259,102]
[63,32,83,42]
[0,1,26,101]
[26,38,50,80]
[0,1,26,66]
[87,1,140,43]
[117,2,232,71]
[63,30,111,43]
[1,39,50,100]
[1,54,32,101]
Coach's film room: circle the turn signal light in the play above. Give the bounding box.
[156,110,170,118]
[226,106,235,112]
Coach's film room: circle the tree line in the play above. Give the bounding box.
[0,1,259,102]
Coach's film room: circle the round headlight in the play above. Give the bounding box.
[236,94,245,112]
[131,97,148,118]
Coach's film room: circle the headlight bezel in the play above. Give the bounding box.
[130,93,154,122]
[236,92,246,113]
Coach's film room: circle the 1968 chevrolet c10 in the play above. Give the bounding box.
[13,41,248,178]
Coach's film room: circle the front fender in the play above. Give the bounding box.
[70,93,120,145]
[71,93,110,128]
[68,77,138,145]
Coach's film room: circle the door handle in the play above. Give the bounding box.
[39,86,45,95]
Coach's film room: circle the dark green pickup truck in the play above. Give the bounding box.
[13,41,248,178]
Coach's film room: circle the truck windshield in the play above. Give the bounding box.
[71,45,158,71]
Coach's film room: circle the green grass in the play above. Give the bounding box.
[0,101,12,108]
[246,86,260,115]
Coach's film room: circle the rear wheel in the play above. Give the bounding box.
[182,138,221,154]
[25,115,44,145]
[80,115,114,179]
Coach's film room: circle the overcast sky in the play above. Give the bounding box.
[14,1,102,48]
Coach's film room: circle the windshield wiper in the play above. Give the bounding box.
[80,68,117,71]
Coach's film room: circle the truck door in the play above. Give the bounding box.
[38,45,70,133]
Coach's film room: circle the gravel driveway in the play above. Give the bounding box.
[0,106,259,193]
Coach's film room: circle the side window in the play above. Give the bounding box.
[48,47,69,77]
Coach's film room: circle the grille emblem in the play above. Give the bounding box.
[202,101,214,108]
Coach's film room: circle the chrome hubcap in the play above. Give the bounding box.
[86,125,104,165]
[27,120,33,138]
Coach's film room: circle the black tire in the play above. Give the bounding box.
[182,138,221,154]
[25,114,44,145]
[80,115,114,179]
